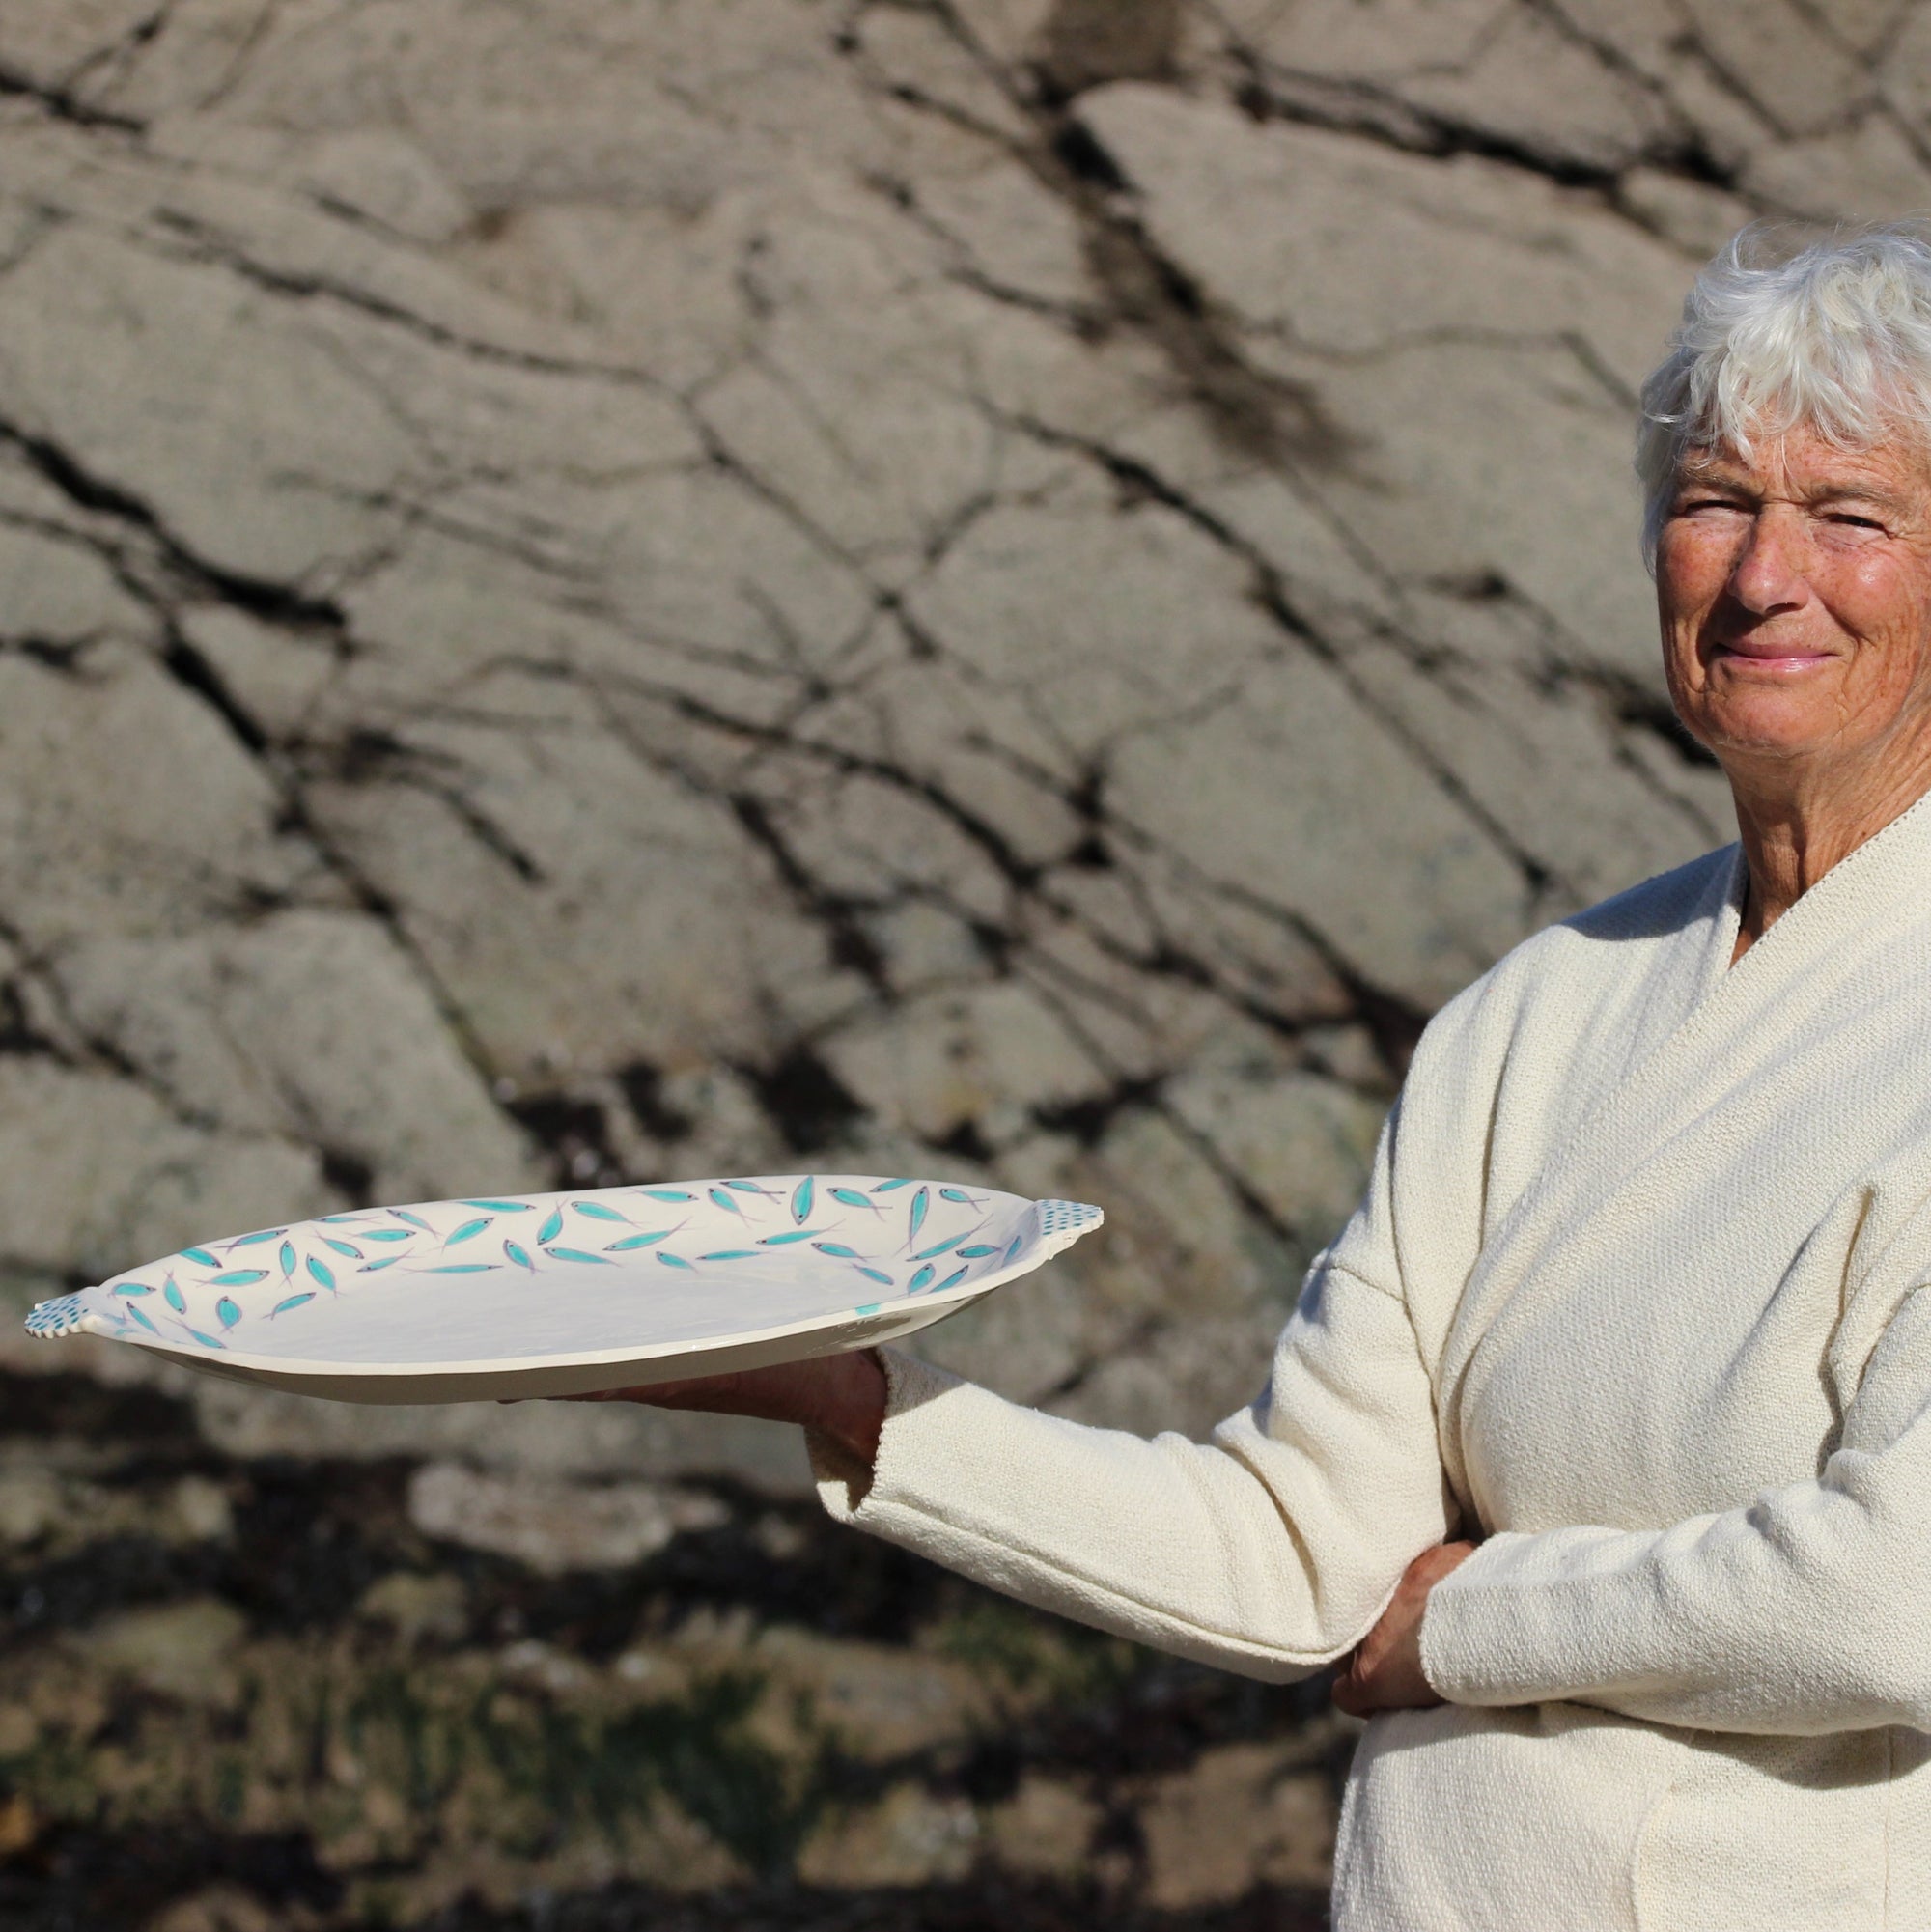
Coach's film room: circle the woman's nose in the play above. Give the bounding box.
[1728,511,1810,615]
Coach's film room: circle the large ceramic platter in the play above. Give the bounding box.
[23,1175,1104,1404]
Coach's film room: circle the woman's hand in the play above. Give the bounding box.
[1331,1540,1477,1717]
[560,1349,888,1469]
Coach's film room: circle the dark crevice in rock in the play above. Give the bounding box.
[149,210,666,390]
[933,1115,995,1163]
[504,1090,627,1187]
[728,792,901,994]
[1031,1076,1163,1149]
[738,1044,869,1157]
[157,630,270,754]
[0,61,146,133]
[318,1146,376,1202]
[616,1059,697,1142]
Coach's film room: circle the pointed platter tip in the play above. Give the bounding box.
[25,1292,90,1340]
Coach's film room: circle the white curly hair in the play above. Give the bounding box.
[1637,220,1931,568]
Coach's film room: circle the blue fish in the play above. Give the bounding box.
[855,1302,882,1316]
[185,1329,225,1349]
[636,1189,695,1203]
[164,1279,187,1313]
[392,1210,434,1232]
[462,1199,532,1213]
[957,1245,998,1258]
[322,1237,362,1259]
[791,1176,815,1224]
[829,1188,882,1212]
[279,1241,297,1278]
[270,1293,316,1317]
[1002,1237,1022,1265]
[364,1229,414,1244]
[656,1251,694,1270]
[181,1247,219,1268]
[854,1266,893,1286]
[537,1208,565,1245]
[215,1298,241,1330]
[573,1201,629,1223]
[543,1246,612,1266]
[911,1231,970,1262]
[358,1257,406,1273]
[114,1282,154,1298]
[723,1180,770,1194]
[907,1187,929,1246]
[443,1218,491,1246]
[128,1302,160,1334]
[937,1267,969,1292]
[760,1229,816,1246]
[228,1228,288,1249]
[908,1264,935,1294]
[504,1241,535,1272]
[938,1189,984,1206]
[306,1256,336,1292]
[426,1264,496,1274]
[812,1242,862,1259]
[871,1178,914,1193]
[708,1189,743,1215]
[208,1270,267,1288]
[604,1231,671,1251]
[698,1248,759,1261]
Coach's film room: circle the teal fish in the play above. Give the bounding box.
[854,1265,893,1286]
[698,1248,759,1262]
[270,1293,316,1317]
[759,1230,815,1246]
[908,1264,935,1293]
[656,1251,694,1270]
[791,1176,815,1223]
[504,1241,535,1272]
[907,1186,930,1246]
[164,1279,187,1313]
[573,1201,629,1223]
[636,1189,695,1203]
[113,1282,154,1298]
[462,1199,532,1212]
[604,1231,671,1251]
[306,1256,336,1292]
[322,1238,362,1259]
[278,1241,296,1277]
[181,1247,219,1268]
[543,1246,612,1266]
[426,1264,496,1274]
[228,1228,288,1249]
[812,1242,862,1259]
[364,1229,413,1244]
[871,1178,914,1193]
[215,1298,241,1330]
[537,1208,565,1245]
[443,1218,491,1246]
[208,1270,267,1288]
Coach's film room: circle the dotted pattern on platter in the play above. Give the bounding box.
[26,1179,1105,1358]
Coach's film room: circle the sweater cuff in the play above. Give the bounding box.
[807,1347,963,1524]
[1419,1526,1631,1706]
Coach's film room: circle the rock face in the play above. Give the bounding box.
[0,1,1917,1924]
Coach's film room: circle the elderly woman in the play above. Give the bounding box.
[600,224,1931,1927]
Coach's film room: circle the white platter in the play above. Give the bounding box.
[23,1174,1104,1404]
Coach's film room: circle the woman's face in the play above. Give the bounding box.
[1656,426,1931,775]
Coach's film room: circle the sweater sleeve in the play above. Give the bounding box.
[809,1252,1455,1680]
[1421,1282,1931,1735]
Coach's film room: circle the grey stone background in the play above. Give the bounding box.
[0,2,1917,1926]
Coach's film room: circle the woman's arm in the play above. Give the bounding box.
[1412,1283,1931,1734]
[588,1253,1456,1682]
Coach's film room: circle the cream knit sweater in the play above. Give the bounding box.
[813,794,1931,1930]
